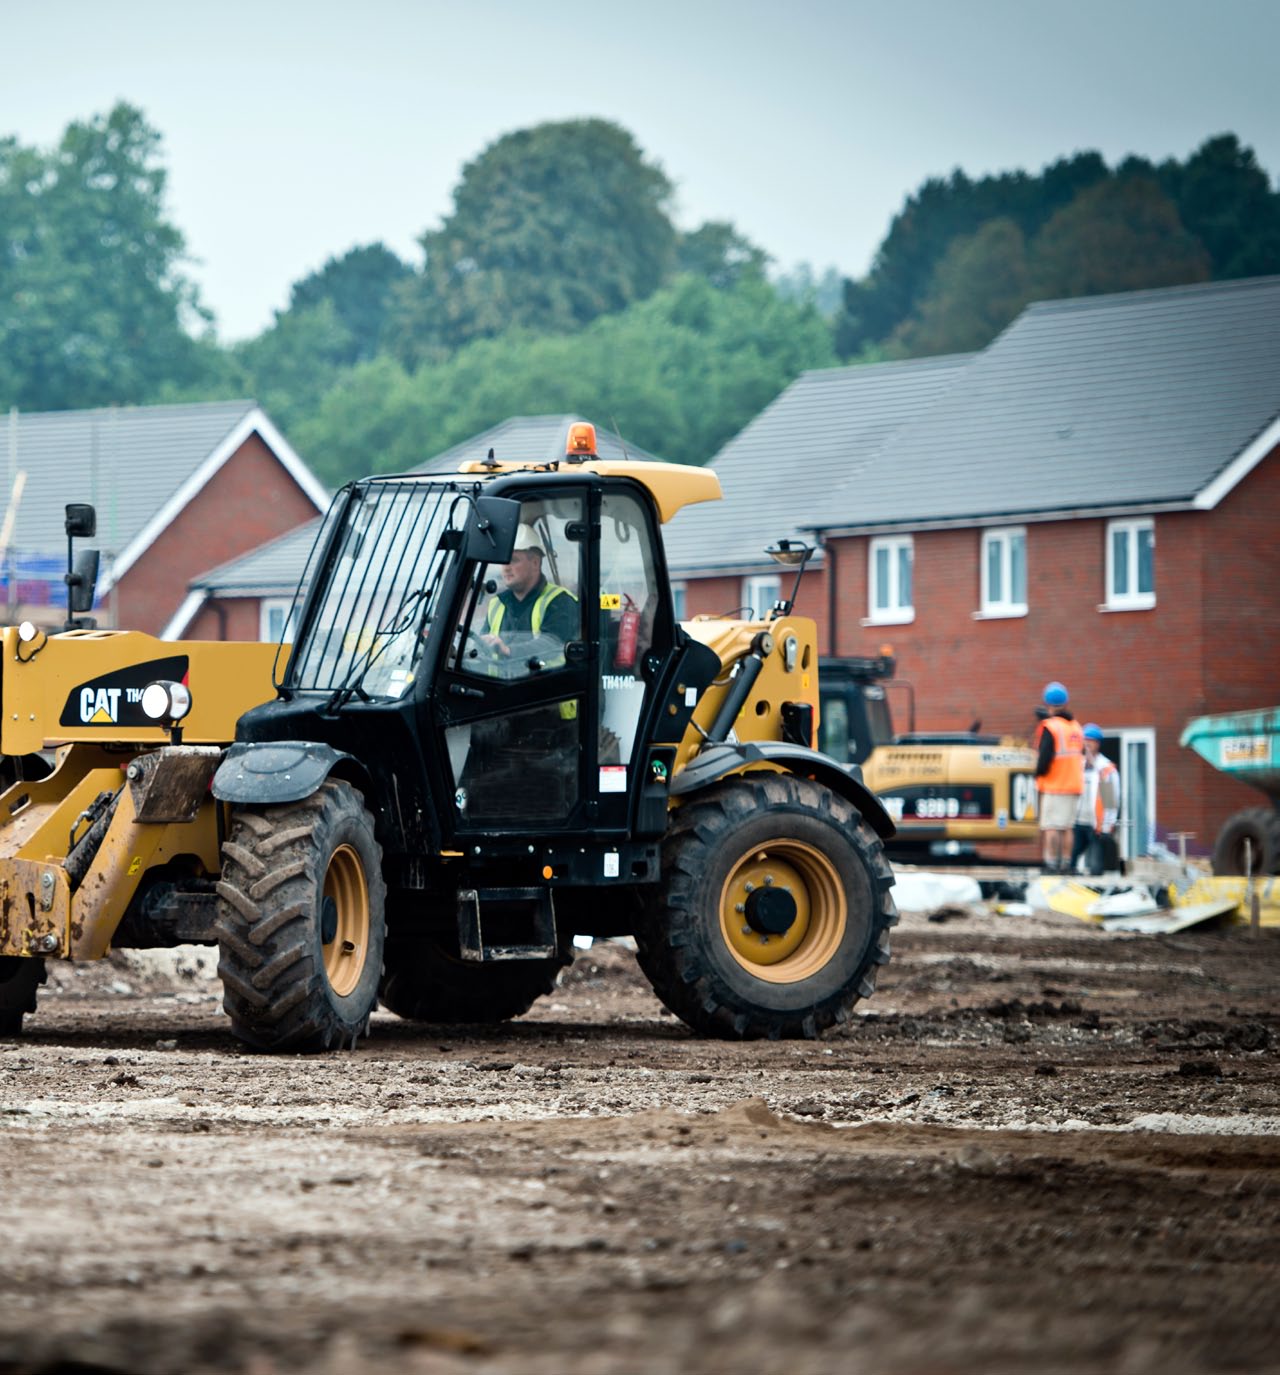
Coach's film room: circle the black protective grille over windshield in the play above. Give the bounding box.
[287,478,480,696]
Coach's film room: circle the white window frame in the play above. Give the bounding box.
[1113,726,1155,859]
[742,573,781,620]
[978,526,1027,618]
[865,535,914,625]
[671,581,687,623]
[259,597,294,644]
[1105,518,1156,610]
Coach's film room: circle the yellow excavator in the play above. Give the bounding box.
[817,653,1039,858]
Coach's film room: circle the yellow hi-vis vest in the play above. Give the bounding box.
[485,583,578,720]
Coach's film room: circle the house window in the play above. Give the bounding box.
[259,598,294,644]
[980,527,1027,616]
[867,536,914,624]
[671,582,687,622]
[1106,519,1155,609]
[742,574,781,619]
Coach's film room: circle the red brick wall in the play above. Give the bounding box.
[114,435,319,636]
[1196,446,1280,836]
[185,596,264,642]
[681,567,830,648]
[824,449,1280,851]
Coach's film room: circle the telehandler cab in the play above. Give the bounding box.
[0,424,897,1051]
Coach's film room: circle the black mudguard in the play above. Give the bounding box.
[671,741,897,840]
[213,741,363,806]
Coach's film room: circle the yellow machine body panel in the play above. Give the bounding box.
[675,615,822,778]
[0,628,282,755]
[0,745,223,959]
[861,738,1039,843]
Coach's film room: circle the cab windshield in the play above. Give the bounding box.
[286,478,479,697]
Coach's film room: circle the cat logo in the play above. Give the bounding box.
[80,687,122,724]
[59,655,189,730]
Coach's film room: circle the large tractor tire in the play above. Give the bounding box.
[215,779,386,1052]
[380,937,571,1025]
[0,957,46,1036]
[635,774,897,1040]
[1211,806,1280,876]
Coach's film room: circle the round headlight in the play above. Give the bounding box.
[141,680,193,724]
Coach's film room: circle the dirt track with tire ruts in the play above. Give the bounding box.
[1,902,1277,1374]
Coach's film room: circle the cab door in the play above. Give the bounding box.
[433,488,593,833]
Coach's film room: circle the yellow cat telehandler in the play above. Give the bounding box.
[0,428,896,1050]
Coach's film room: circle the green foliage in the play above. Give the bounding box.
[772,263,845,319]
[294,276,834,485]
[0,103,210,410]
[1026,176,1210,300]
[676,221,769,288]
[234,300,357,435]
[834,153,1109,356]
[1155,135,1280,279]
[890,219,1030,357]
[388,120,677,363]
[835,137,1280,359]
[287,243,412,364]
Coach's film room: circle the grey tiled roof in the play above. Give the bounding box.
[662,357,970,577]
[195,414,662,595]
[0,399,260,555]
[194,518,322,595]
[815,275,1280,531]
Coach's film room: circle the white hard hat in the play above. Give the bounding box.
[513,526,544,555]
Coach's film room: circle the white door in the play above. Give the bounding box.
[1102,728,1156,859]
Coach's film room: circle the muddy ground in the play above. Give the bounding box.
[0,898,1277,1375]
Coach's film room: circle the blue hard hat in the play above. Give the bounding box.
[1043,681,1069,706]
[1083,723,1103,741]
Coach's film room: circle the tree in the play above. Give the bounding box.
[891,218,1030,357]
[0,103,209,411]
[296,275,835,484]
[1026,175,1210,300]
[287,243,412,365]
[1156,134,1280,279]
[234,300,356,436]
[834,152,1111,357]
[388,120,677,363]
[676,221,768,289]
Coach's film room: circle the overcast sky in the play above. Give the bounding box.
[6,0,1278,340]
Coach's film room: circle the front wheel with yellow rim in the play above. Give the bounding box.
[636,775,897,1039]
[216,779,386,1052]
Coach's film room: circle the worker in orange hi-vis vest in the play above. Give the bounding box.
[1071,723,1121,874]
[1033,681,1085,873]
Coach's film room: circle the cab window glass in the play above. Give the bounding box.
[598,491,662,766]
[453,496,584,680]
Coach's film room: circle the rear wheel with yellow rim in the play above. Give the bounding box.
[636,774,896,1039]
[216,779,386,1052]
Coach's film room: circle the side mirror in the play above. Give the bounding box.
[68,548,100,613]
[465,496,521,565]
[65,504,96,538]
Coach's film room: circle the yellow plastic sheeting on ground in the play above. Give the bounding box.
[1169,875,1280,927]
[1031,878,1141,923]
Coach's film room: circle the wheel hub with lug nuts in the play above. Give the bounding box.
[720,842,848,983]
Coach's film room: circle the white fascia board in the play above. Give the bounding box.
[102,408,330,591]
[1193,414,1280,510]
[159,590,207,641]
[807,499,1198,539]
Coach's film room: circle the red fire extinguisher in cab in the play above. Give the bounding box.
[615,594,640,670]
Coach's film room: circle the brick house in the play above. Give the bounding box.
[170,413,663,641]
[1,400,328,635]
[666,277,1280,857]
